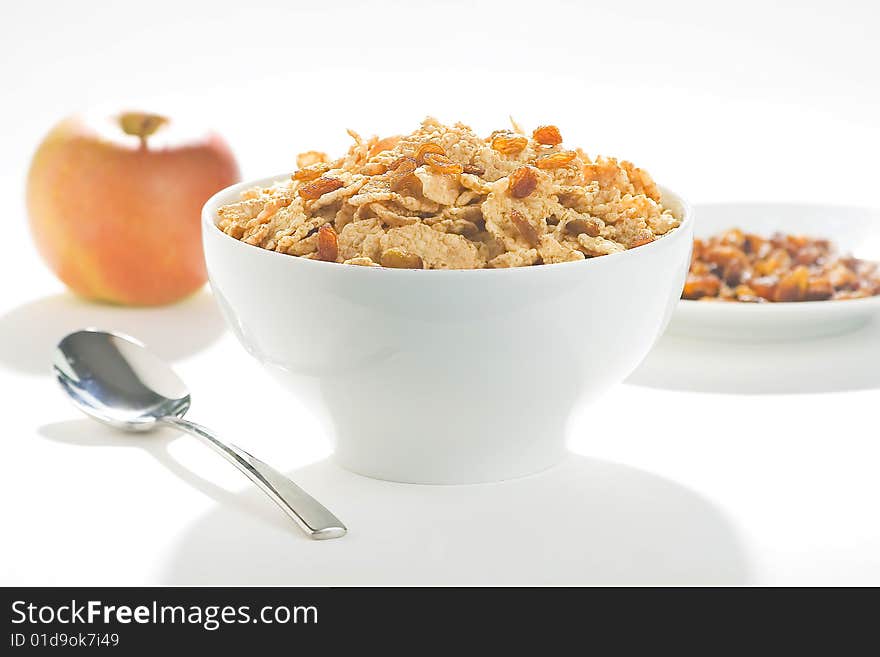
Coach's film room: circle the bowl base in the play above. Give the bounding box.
[332,448,569,485]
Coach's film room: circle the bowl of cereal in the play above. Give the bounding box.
[202,119,692,483]
[669,202,880,341]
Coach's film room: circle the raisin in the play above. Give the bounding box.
[564,217,600,237]
[743,233,766,254]
[316,224,338,262]
[299,176,344,200]
[806,276,834,301]
[491,133,528,155]
[703,245,747,269]
[387,157,418,193]
[828,264,858,289]
[423,152,464,174]
[722,257,745,285]
[508,166,538,198]
[774,266,810,301]
[753,248,792,276]
[719,228,745,248]
[462,163,485,176]
[795,245,822,265]
[380,248,424,269]
[510,210,538,247]
[534,151,577,169]
[414,142,445,165]
[682,274,721,299]
[532,125,563,146]
[749,276,778,300]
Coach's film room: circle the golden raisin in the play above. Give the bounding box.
[534,150,577,169]
[423,152,464,174]
[703,245,745,268]
[806,276,834,301]
[753,248,792,276]
[828,263,858,289]
[510,210,538,247]
[743,233,767,255]
[380,248,424,269]
[316,224,338,262]
[414,142,445,165]
[299,176,344,201]
[565,217,600,237]
[719,228,746,248]
[508,166,538,198]
[795,245,822,266]
[784,234,809,252]
[734,284,756,298]
[491,133,528,156]
[682,274,721,300]
[774,266,810,302]
[532,125,563,146]
[387,157,418,193]
[750,276,778,300]
[722,258,745,286]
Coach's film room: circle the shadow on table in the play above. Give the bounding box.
[37,419,284,528]
[157,455,751,586]
[0,290,225,375]
[627,318,880,395]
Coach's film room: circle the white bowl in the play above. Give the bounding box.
[202,176,693,483]
[668,202,880,341]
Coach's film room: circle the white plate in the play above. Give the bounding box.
[667,202,880,341]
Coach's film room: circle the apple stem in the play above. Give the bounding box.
[119,112,168,148]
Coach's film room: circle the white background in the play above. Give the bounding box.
[1,0,879,584]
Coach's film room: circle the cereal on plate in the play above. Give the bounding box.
[684,229,880,302]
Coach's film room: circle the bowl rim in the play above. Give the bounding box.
[679,293,880,313]
[679,295,880,311]
[202,173,693,276]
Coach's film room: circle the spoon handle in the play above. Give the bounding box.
[161,417,346,540]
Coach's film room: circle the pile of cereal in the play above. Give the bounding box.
[684,229,880,302]
[217,118,680,269]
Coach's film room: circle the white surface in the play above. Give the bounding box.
[203,178,691,483]
[669,203,880,340]
[1,0,879,584]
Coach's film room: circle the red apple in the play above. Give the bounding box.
[27,111,241,305]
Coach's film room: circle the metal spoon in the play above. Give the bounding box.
[53,329,346,540]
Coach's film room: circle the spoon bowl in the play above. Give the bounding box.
[54,330,189,431]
